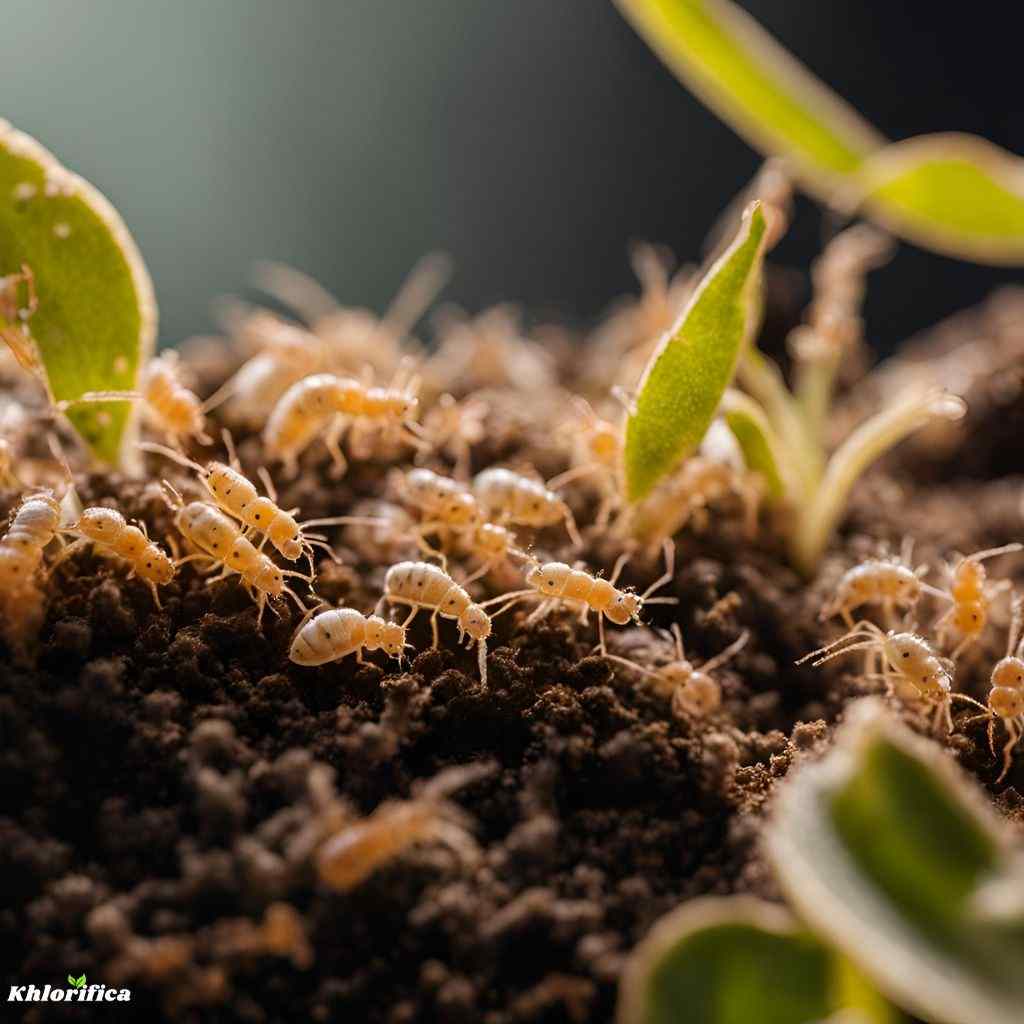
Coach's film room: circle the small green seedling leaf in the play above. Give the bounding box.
[67,975,76,987]
[860,134,1024,265]
[616,895,901,1024]
[613,0,881,201]
[623,201,767,502]
[0,120,157,464]
[766,699,1024,1024]
[76,974,86,988]
[720,388,787,500]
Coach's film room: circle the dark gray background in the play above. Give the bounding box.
[3,1,1021,352]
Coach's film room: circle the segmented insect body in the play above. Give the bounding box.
[959,596,1024,783]
[141,352,211,447]
[548,397,622,527]
[624,456,761,552]
[264,373,420,478]
[473,467,582,548]
[316,762,493,891]
[59,507,175,606]
[458,521,527,584]
[380,561,492,682]
[514,542,676,654]
[418,394,488,481]
[256,252,449,379]
[607,625,748,718]
[0,491,62,585]
[820,541,933,629]
[933,544,1021,659]
[202,312,325,428]
[402,468,480,530]
[0,490,62,662]
[166,488,308,624]
[289,606,407,666]
[798,622,954,734]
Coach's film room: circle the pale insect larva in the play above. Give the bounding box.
[52,507,175,608]
[254,252,451,379]
[416,393,488,481]
[162,483,309,625]
[932,543,1022,660]
[379,560,496,683]
[957,594,1024,783]
[496,541,677,655]
[316,761,494,891]
[67,351,211,449]
[457,521,529,585]
[199,311,326,427]
[606,625,749,719]
[797,621,955,735]
[820,538,941,630]
[398,467,480,561]
[0,487,64,663]
[473,466,583,549]
[622,456,762,553]
[141,434,376,572]
[289,605,409,667]
[547,396,622,528]
[263,369,423,479]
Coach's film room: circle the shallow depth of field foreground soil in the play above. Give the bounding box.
[4,284,1024,1023]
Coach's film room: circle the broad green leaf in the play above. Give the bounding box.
[0,120,156,464]
[77,974,86,988]
[67,975,76,987]
[623,202,767,502]
[860,134,1024,265]
[613,0,881,201]
[616,895,901,1024]
[720,388,787,500]
[766,699,1024,1024]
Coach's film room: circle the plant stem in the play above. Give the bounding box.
[790,390,965,575]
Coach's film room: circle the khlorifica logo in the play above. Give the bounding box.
[8,975,131,1002]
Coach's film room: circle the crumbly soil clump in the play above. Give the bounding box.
[2,288,1024,1022]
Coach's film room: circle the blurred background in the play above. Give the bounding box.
[2,0,1022,354]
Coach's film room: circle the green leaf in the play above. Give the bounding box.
[613,0,881,201]
[67,975,76,987]
[623,201,768,502]
[766,699,1024,1024]
[616,895,901,1024]
[77,974,86,988]
[860,134,1024,265]
[0,120,157,465]
[719,388,788,500]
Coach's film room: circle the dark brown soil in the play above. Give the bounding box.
[3,291,1024,1023]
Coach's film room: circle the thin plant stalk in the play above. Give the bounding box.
[791,390,965,574]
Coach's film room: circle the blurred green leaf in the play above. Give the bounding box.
[0,120,156,464]
[860,134,1024,265]
[720,388,787,500]
[766,699,1024,1024]
[623,201,767,502]
[612,0,880,199]
[614,0,1024,266]
[616,895,901,1024]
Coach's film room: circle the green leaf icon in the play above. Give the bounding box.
[67,975,75,987]
[77,974,86,988]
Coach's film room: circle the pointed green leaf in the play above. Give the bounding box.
[77,974,87,987]
[0,120,157,464]
[67,975,76,987]
[859,134,1024,265]
[766,699,1024,1024]
[617,895,902,1024]
[623,201,767,502]
[613,0,881,202]
[719,388,788,500]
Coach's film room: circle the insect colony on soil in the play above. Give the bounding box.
[2,215,1023,785]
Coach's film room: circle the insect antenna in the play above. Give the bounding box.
[639,540,676,603]
[700,630,750,673]
[795,622,882,665]
[139,441,206,475]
